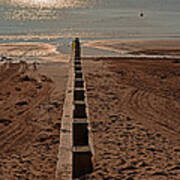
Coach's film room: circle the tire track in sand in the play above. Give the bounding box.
[0,62,54,153]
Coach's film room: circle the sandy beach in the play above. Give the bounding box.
[0,58,69,179]
[0,39,180,179]
[0,42,69,63]
[82,56,180,179]
[84,39,180,56]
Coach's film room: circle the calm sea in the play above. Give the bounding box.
[0,0,180,39]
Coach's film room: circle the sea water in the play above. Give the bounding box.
[0,0,180,56]
[0,0,180,38]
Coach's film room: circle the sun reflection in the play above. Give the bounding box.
[3,0,100,21]
[7,0,97,8]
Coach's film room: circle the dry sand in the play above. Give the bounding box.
[83,57,180,179]
[0,60,68,179]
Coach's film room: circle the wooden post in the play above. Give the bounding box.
[75,38,81,60]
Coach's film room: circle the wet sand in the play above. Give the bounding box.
[0,42,69,62]
[83,57,180,179]
[0,61,68,179]
[84,39,180,56]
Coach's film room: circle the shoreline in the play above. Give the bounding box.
[1,33,180,41]
[83,39,180,56]
[1,38,180,63]
[0,42,70,63]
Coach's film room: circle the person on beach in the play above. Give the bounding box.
[72,39,76,52]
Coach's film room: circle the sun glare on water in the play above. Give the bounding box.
[7,0,97,8]
[2,0,100,21]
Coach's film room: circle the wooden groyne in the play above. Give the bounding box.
[56,38,94,179]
